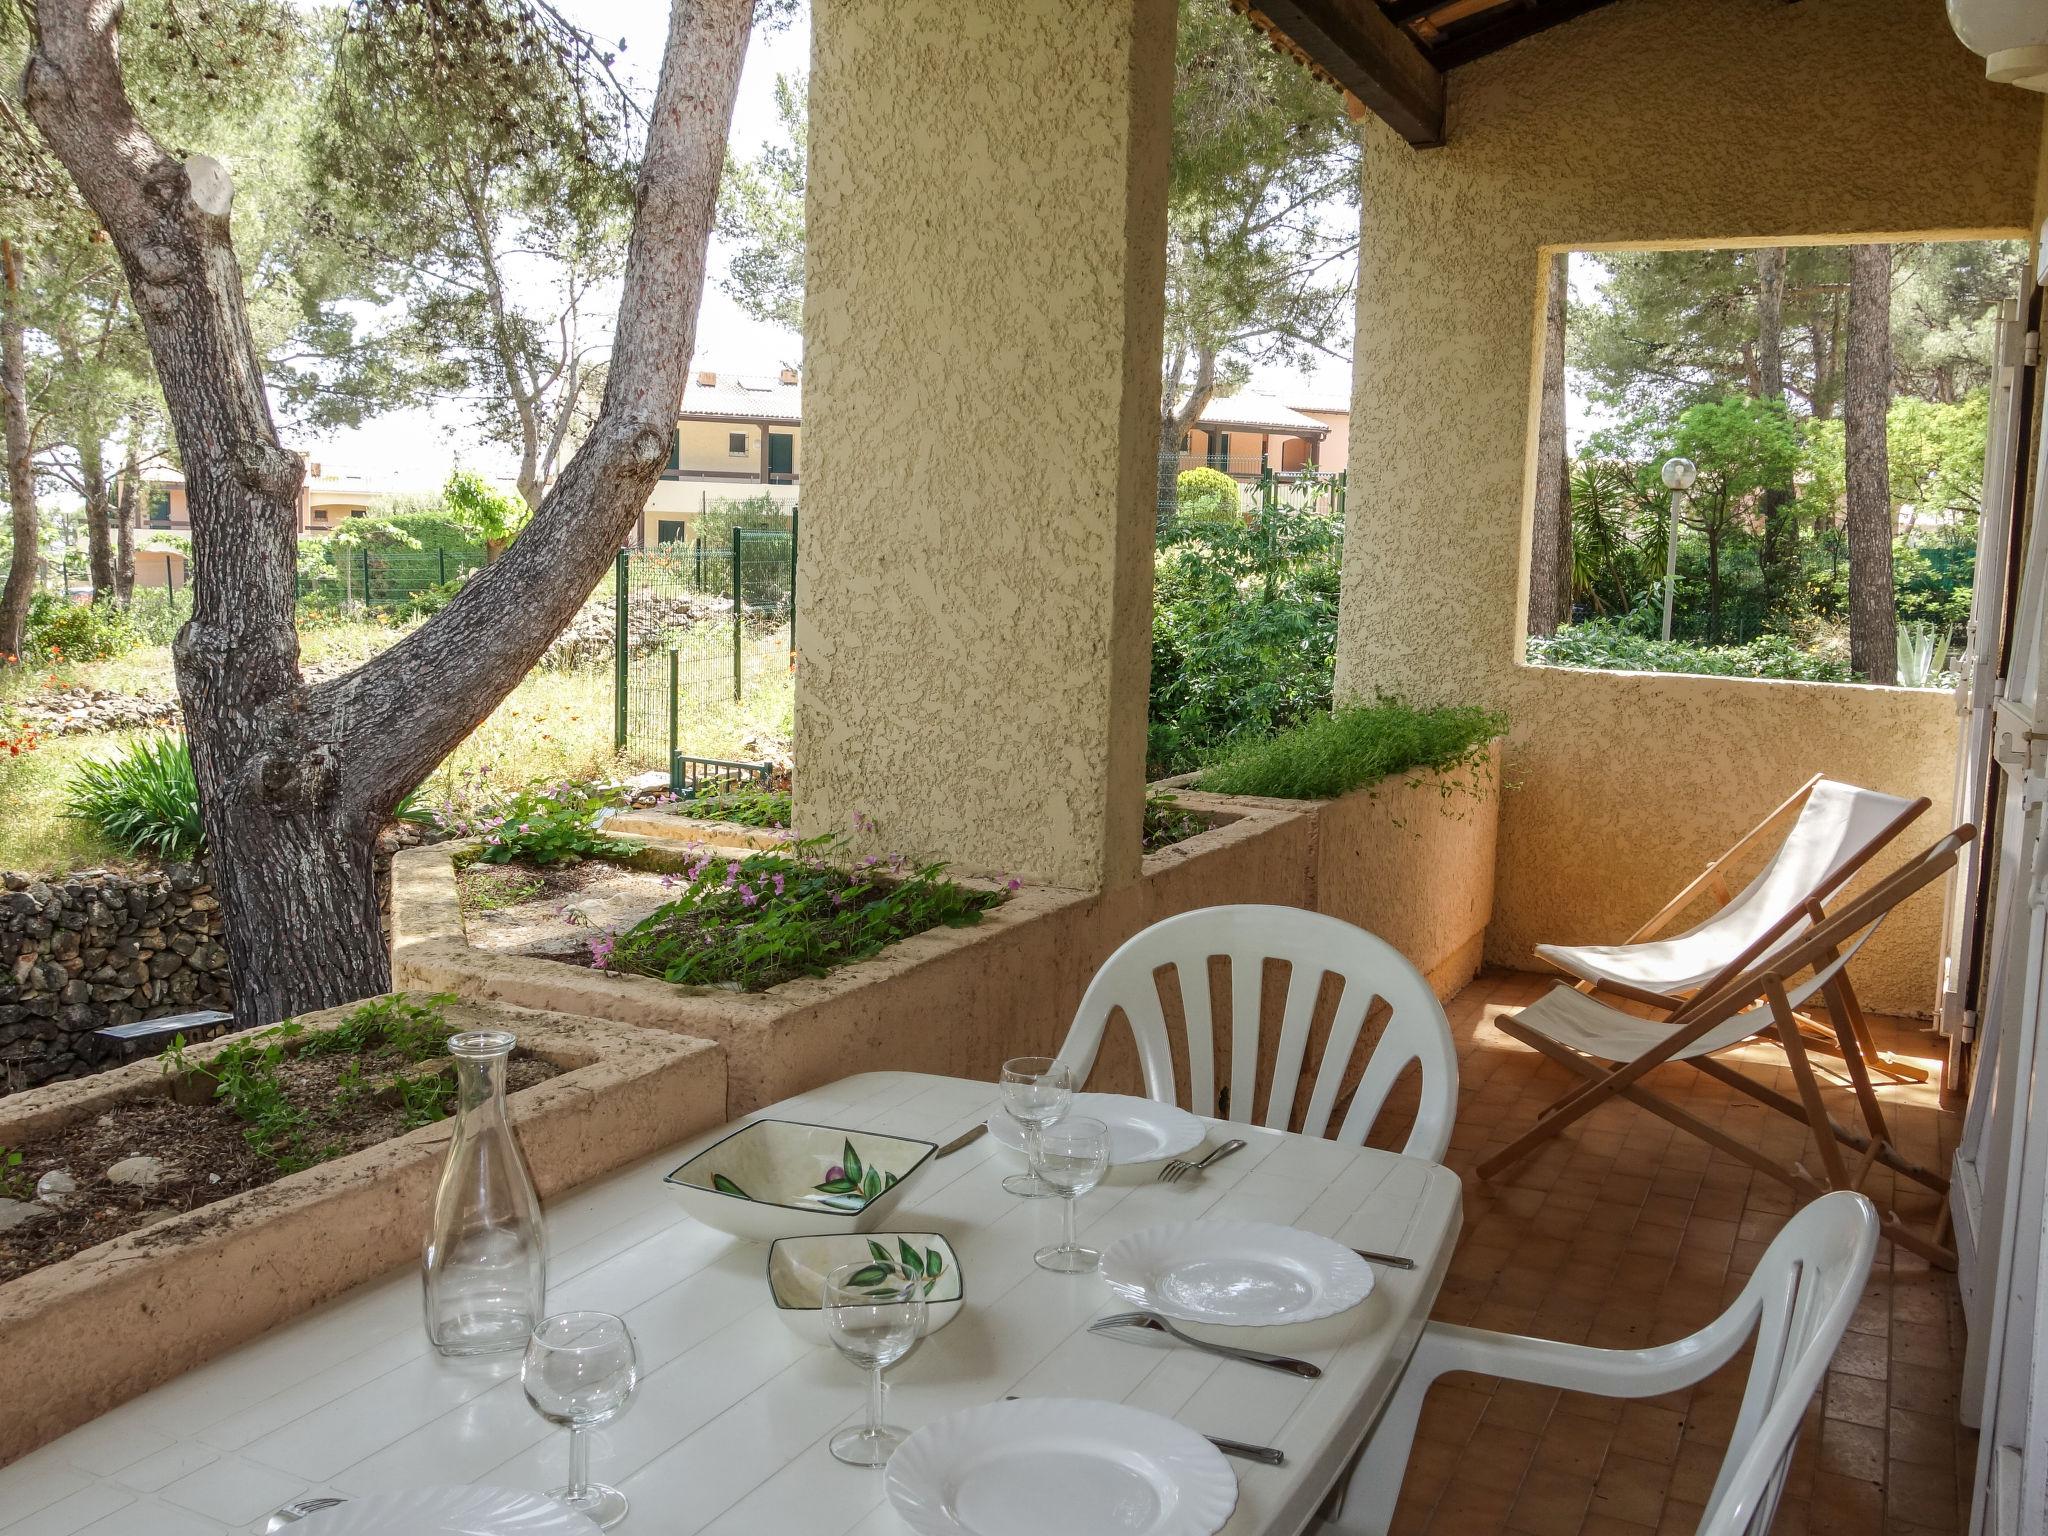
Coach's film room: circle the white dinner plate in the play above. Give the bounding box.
[1101,1219,1374,1326]
[886,1397,1237,1536]
[985,1093,1206,1167]
[292,1488,601,1536]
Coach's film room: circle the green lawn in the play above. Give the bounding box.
[0,611,795,876]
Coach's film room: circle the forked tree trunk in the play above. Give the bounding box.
[26,0,755,1022]
[0,240,38,662]
[1845,243,1896,686]
[1156,349,1218,528]
[1526,252,1572,637]
[1753,246,1796,610]
[114,437,137,603]
[80,435,116,600]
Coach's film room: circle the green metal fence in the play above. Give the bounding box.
[611,519,797,775]
[296,543,488,609]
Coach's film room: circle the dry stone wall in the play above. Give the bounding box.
[0,864,231,1093]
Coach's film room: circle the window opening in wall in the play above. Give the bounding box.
[1523,240,2024,688]
[728,431,747,455]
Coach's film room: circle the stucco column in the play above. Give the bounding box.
[795,0,1173,888]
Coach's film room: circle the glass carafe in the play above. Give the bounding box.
[423,1029,547,1356]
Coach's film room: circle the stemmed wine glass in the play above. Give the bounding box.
[1034,1116,1110,1273]
[824,1260,926,1466]
[521,1311,640,1530]
[999,1055,1075,1199]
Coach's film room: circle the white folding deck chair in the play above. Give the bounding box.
[1537,774,1929,1083]
[1325,1191,1880,1536]
[1482,827,1971,1267]
[1054,905,1457,1159]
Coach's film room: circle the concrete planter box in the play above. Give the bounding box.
[0,998,725,1467]
[605,807,795,852]
[1163,739,1504,1002]
[394,806,1319,1117]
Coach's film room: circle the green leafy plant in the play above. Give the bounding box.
[1196,699,1506,802]
[610,835,1001,991]
[1528,618,1851,683]
[465,782,635,866]
[684,784,792,828]
[0,1148,29,1201]
[28,599,140,663]
[1174,466,1242,524]
[64,733,206,863]
[169,994,460,1171]
[1149,505,1343,777]
[1142,794,1208,852]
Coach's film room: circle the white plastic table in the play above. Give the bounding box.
[0,1071,1461,1536]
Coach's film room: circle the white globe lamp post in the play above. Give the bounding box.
[1659,457,1698,643]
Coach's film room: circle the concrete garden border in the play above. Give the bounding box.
[0,998,725,1466]
[393,754,1498,1121]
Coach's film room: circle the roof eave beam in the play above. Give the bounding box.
[1244,1,1446,148]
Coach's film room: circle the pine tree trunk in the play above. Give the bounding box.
[81,435,116,601]
[114,438,137,604]
[1155,414,1182,528]
[1845,244,1896,685]
[1753,247,1796,609]
[0,240,38,663]
[1527,253,1572,637]
[25,0,756,1022]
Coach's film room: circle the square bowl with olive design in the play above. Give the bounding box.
[767,1231,964,1344]
[663,1118,937,1241]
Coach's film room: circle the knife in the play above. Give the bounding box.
[936,1123,988,1157]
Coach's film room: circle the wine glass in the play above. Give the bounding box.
[1034,1116,1110,1274]
[824,1260,926,1466]
[999,1055,1075,1199]
[521,1311,640,1529]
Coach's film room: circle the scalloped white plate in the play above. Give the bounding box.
[291,1488,600,1536]
[886,1397,1237,1536]
[1101,1220,1373,1326]
[985,1093,1205,1167]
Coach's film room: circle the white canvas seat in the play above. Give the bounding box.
[1055,905,1458,1159]
[1536,776,1924,995]
[1327,1192,1880,1536]
[1517,919,1882,1064]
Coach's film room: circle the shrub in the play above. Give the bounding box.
[65,733,205,863]
[29,599,139,663]
[1175,466,1242,524]
[1148,509,1343,777]
[1196,699,1507,801]
[1527,617,1851,682]
[461,782,635,866]
[610,837,1000,990]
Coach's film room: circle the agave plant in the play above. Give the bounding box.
[1896,621,1951,689]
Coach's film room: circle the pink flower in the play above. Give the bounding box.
[738,884,758,907]
[1006,878,1021,892]
[588,932,615,967]
[771,874,785,897]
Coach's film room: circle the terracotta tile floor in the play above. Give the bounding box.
[1384,968,1969,1536]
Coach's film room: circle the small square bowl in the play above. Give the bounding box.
[663,1118,937,1242]
[767,1232,964,1345]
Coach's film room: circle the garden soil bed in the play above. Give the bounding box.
[462,857,679,956]
[0,1047,558,1284]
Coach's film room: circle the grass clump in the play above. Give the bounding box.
[608,836,1001,991]
[64,732,205,863]
[165,994,461,1173]
[1527,618,1849,683]
[1195,699,1506,801]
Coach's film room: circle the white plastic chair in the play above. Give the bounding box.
[1054,905,1458,1160]
[1328,1190,1879,1536]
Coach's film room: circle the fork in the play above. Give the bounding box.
[1089,1309,1322,1378]
[263,1498,346,1531]
[1158,1137,1246,1183]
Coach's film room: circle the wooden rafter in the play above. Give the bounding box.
[1424,0,1622,69]
[1233,0,1446,148]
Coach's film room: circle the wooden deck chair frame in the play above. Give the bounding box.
[1481,826,1972,1268]
[1552,773,1931,1085]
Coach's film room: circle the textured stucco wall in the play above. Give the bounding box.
[794,0,1173,889]
[1339,0,2042,1014]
